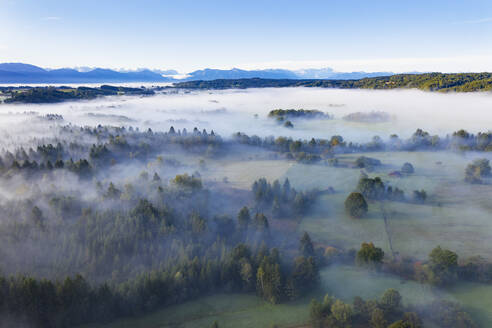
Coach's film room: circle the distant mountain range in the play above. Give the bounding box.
[185,67,394,81]
[0,63,172,83]
[0,63,394,84]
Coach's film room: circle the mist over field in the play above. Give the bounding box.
[1,87,492,328]
[2,88,492,146]
[4,0,492,326]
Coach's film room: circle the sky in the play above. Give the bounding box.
[1,0,492,73]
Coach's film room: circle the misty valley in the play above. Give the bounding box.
[1,88,492,328]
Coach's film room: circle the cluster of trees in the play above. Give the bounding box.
[310,289,418,328]
[256,246,319,304]
[354,156,382,171]
[344,192,368,218]
[268,109,332,120]
[0,156,92,178]
[173,72,492,92]
[414,246,459,286]
[172,173,203,189]
[234,132,333,163]
[401,162,415,174]
[13,125,476,180]
[351,241,492,289]
[0,154,324,327]
[251,178,322,218]
[465,158,491,184]
[309,289,475,328]
[385,245,492,286]
[344,173,428,218]
[356,176,406,202]
[0,241,319,327]
[0,176,318,327]
[351,174,427,208]
[356,242,385,269]
[412,190,427,203]
[350,241,492,305]
[450,130,492,151]
[1,119,490,328]
[234,128,492,162]
[0,124,224,178]
[283,120,294,128]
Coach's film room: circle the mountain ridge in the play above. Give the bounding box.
[0,63,395,83]
[0,63,172,83]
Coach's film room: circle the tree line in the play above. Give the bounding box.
[172,73,492,92]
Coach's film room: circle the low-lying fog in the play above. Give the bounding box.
[2,86,492,327]
[1,87,492,143]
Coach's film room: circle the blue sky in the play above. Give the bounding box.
[1,0,492,72]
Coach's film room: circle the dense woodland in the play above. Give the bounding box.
[268,109,333,120]
[0,121,489,327]
[1,85,153,103]
[233,128,492,165]
[172,73,492,92]
[0,124,322,327]
[2,73,492,105]
[309,288,475,328]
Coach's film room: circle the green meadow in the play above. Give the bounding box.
[85,149,492,328]
[87,265,492,328]
[203,150,492,261]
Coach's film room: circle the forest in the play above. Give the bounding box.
[5,1,492,327]
[1,86,154,104]
[0,121,489,327]
[172,73,492,92]
[2,72,491,105]
[0,87,491,328]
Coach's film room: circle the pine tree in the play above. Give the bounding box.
[299,232,315,257]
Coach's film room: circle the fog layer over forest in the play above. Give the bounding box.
[1,87,492,328]
[2,88,492,146]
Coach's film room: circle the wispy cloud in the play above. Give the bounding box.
[41,16,61,21]
[459,17,492,24]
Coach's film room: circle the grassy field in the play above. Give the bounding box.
[82,293,315,328]
[83,265,464,328]
[448,282,492,327]
[195,150,492,260]
[281,151,492,261]
[86,150,492,328]
[205,158,294,190]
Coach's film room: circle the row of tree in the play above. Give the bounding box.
[251,178,322,218]
[0,124,224,178]
[173,72,492,92]
[233,128,492,161]
[354,240,492,287]
[310,288,475,328]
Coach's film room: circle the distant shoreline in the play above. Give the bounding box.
[1,73,492,104]
[170,73,492,92]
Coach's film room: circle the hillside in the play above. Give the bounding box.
[172,73,492,92]
[1,85,154,103]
